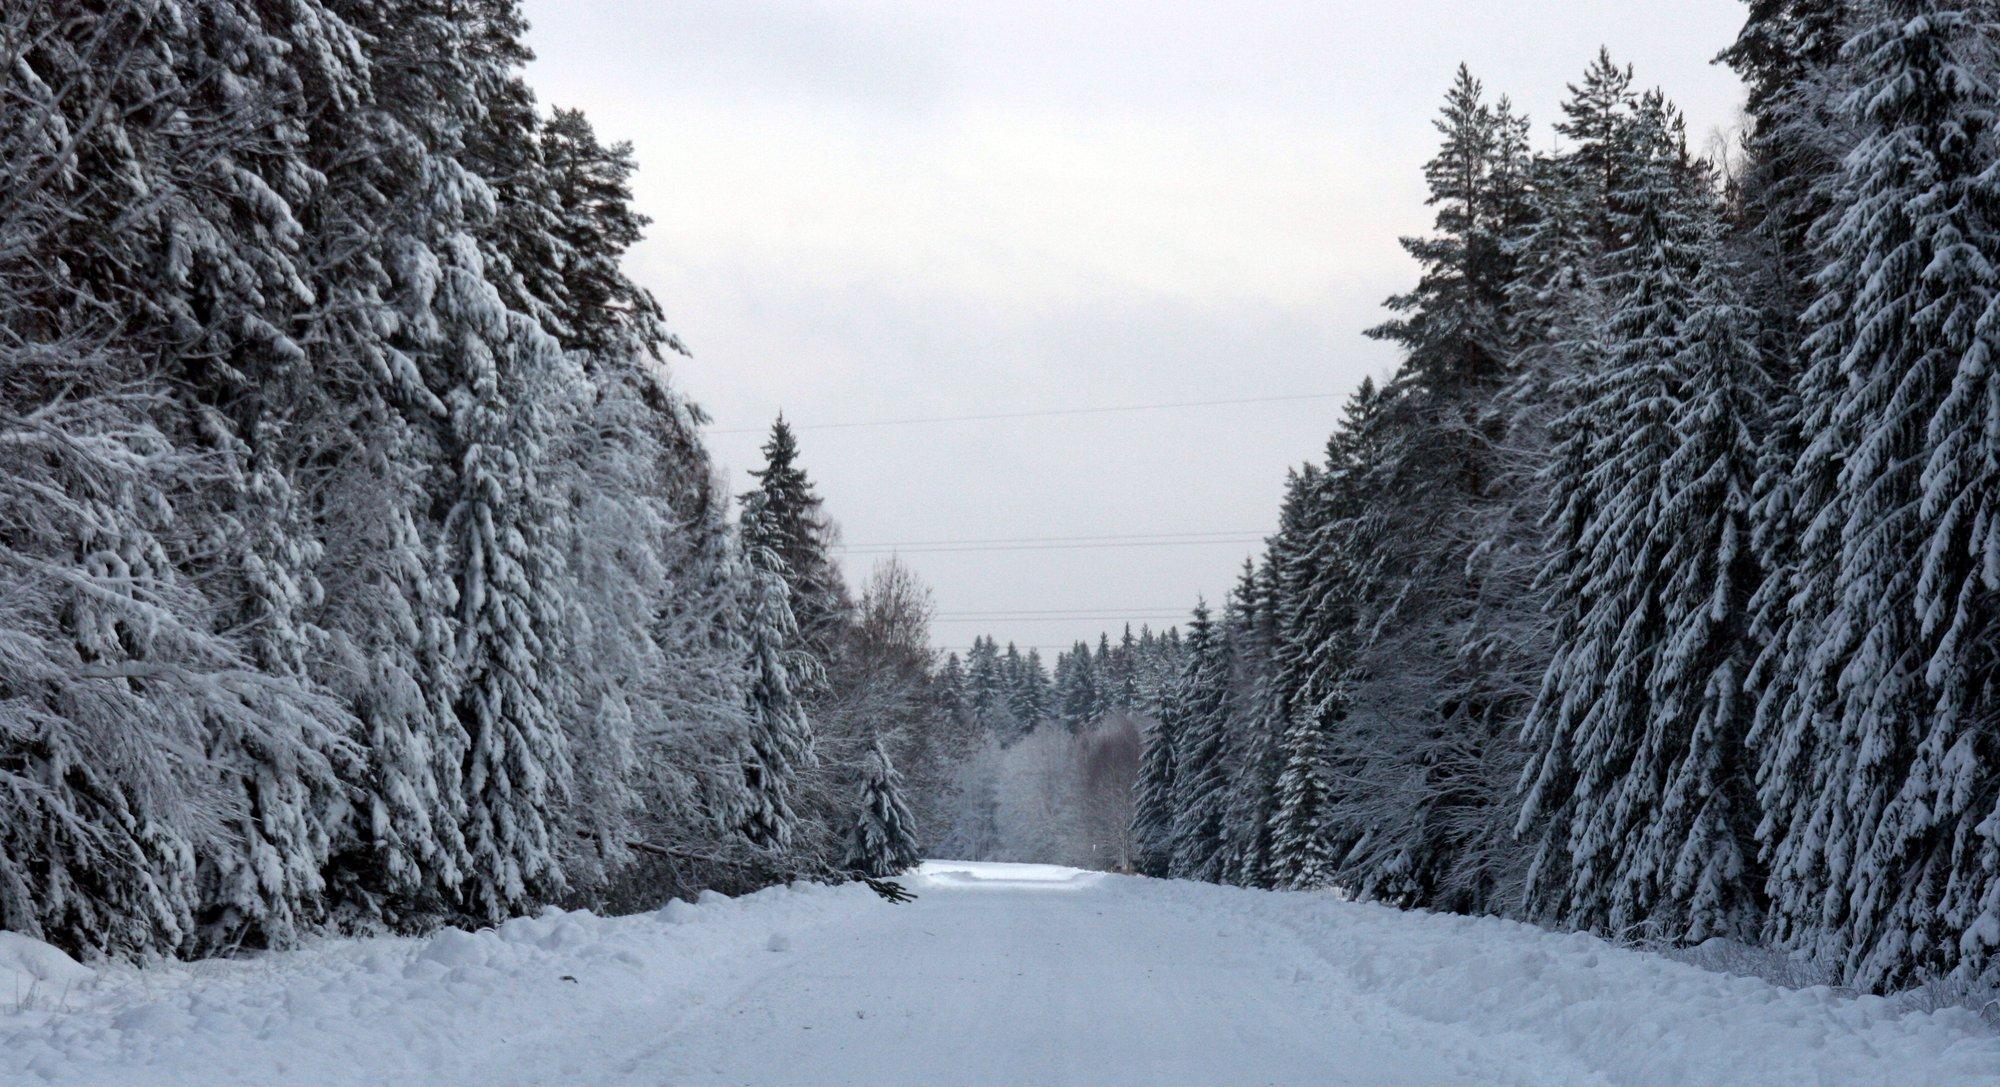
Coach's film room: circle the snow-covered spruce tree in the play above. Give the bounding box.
[1635,252,1772,944]
[1267,712,1345,891]
[742,417,852,680]
[1720,0,1860,287]
[444,302,573,923]
[1055,642,1100,733]
[934,653,973,737]
[1109,627,1141,714]
[844,740,922,878]
[1266,406,1373,892]
[1479,53,1645,924]
[1020,649,1053,727]
[1723,8,1865,789]
[966,636,1022,741]
[336,0,585,926]
[1752,1,2000,989]
[0,1,362,956]
[735,495,818,853]
[1130,696,1179,877]
[86,0,367,955]
[1219,561,1285,888]
[1515,95,1760,940]
[317,437,469,929]
[1167,602,1235,881]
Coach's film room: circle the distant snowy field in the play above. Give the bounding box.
[5,862,1995,1086]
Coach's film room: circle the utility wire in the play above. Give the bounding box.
[709,392,1346,436]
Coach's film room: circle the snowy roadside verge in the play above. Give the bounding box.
[1,881,889,1087]
[1118,877,2000,1087]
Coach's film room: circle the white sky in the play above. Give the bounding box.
[521,0,1751,655]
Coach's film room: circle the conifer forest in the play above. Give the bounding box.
[4,3,2000,1084]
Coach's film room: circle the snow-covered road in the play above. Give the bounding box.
[5,861,1997,1086]
[656,862,1544,1086]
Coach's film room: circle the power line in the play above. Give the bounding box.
[709,392,1346,436]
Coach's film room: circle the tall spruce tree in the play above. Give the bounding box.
[1131,699,1180,877]
[735,495,817,852]
[742,418,850,677]
[1517,96,1734,937]
[1167,602,1234,881]
[1636,251,1771,943]
[1752,1,2000,988]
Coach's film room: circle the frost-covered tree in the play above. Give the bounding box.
[1320,66,1533,912]
[1167,603,1234,881]
[1751,1,2000,988]
[843,740,922,878]
[1635,253,1771,943]
[1217,562,1285,888]
[742,418,850,676]
[1517,95,1721,936]
[1266,712,1343,891]
[1720,0,1859,278]
[1130,706,1178,877]
[735,496,817,852]
[1054,643,1101,733]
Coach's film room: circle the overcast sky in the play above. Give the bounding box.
[521,0,1751,656]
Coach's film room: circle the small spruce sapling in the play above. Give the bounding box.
[843,739,922,878]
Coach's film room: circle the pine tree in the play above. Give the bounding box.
[844,740,922,877]
[538,108,682,363]
[1331,67,1532,911]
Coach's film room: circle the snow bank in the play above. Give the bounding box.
[0,881,883,1087]
[1125,877,2000,1087]
[1,933,96,1011]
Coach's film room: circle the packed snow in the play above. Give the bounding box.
[3,862,1994,1086]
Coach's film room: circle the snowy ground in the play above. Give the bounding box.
[4,862,1996,1086]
